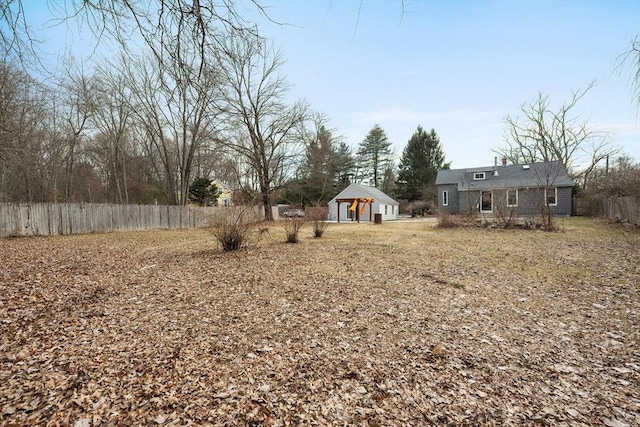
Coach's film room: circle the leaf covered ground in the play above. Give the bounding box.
[1,218,638,426]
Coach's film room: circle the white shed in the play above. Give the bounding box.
[328,183,399,222]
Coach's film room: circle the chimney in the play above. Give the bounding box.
[493,157,499,176]
[501,157,507,166]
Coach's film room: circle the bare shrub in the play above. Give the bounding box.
[282,215,306,243]
[307,205,329,238]
[405,200,430,217]
[437,211,458,228]
[494,204,518,228]
[209,207,261,251]
[437,212,479,228]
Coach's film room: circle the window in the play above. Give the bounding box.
[480,191,493,212]
[506,189,518,207]
[385,205,388,215]
[473,172,486,180]
[442,190,449,206]
[392,205,394,214]
[545,187,557,206]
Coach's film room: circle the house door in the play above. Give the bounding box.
[480,191,493,213]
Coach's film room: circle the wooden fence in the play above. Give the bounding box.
[0,203,265,237]
[573,196,640,226]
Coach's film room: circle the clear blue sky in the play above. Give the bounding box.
[249,0,640,168]
[22,0,640,169]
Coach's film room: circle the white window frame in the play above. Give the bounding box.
[506,189,518,207]
[442,190,449,206]
[545,187,557,207]
[384,205,388,215]
[473,172,486,180]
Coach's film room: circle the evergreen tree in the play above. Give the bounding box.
[397,126,450,202]
[188,177,219,206]
[301,125,336,204]
[333,141,355,192]
[357,124,393,188]
[287,125,355,205]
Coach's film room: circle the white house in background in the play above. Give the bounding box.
[328,183,399,222]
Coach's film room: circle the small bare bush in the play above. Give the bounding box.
[209,207,261,251]
[437,212,478,228]
[437,211,458,228]
[282,215,306,243]
[307,205,329,238]
[494,204,518,228]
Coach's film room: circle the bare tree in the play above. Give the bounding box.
[588,155,640,198]
[126,48,222,205]
[55,62,94,202]
[617,33,640,107]
[216,31,309,220]
[86,63,135,204]
[0,0,39,66]
[497,82,617,186]
[1,1,268,74]
[0,60,52,202]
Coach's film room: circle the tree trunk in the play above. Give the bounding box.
[261,184,273,221]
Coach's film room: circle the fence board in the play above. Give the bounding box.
[0,203,264,237]
[573,196,639,226]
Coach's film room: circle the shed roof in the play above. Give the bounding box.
[331,183,399,205]
[436,161,574,190]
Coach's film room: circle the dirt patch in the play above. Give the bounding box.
[1,219,638,425]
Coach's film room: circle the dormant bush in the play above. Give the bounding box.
[209,207,261,251]
[307,205,329,238]
[282,215,306,243]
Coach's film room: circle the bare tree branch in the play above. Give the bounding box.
[616,33,640,107]
[496,82,617,185]
[215,30,309,220]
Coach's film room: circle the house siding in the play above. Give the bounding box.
[436,161,574,218]
[456,187,572,217]
[438,184,459,214]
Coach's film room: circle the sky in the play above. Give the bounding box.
[246,0,640,169]
[19,0,640,169]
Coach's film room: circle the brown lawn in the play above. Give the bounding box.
[0,218,638,426]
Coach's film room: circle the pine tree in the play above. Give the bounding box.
[302,125,337,204]
[357,124,393,188]
[397,126,450,202]
[333,141,355,192]
[288,125,355,205]
[188,177,219,206]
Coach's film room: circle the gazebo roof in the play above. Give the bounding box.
[331,183,399,205]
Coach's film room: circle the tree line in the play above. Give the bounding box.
[1,2,638,219]
[0,0,451,219]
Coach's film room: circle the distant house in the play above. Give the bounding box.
[328,183,399,222]
[212,180,233,207]
[435,160,574,217]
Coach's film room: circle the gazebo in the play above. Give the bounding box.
[334,197,374,222]
[328,183,399,223]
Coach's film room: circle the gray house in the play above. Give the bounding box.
[435,160,574,217]
[328,183,399,222]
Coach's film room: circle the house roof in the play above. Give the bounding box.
[436,161,574,190]
[212,179,232,192]
[330,183,399,205]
